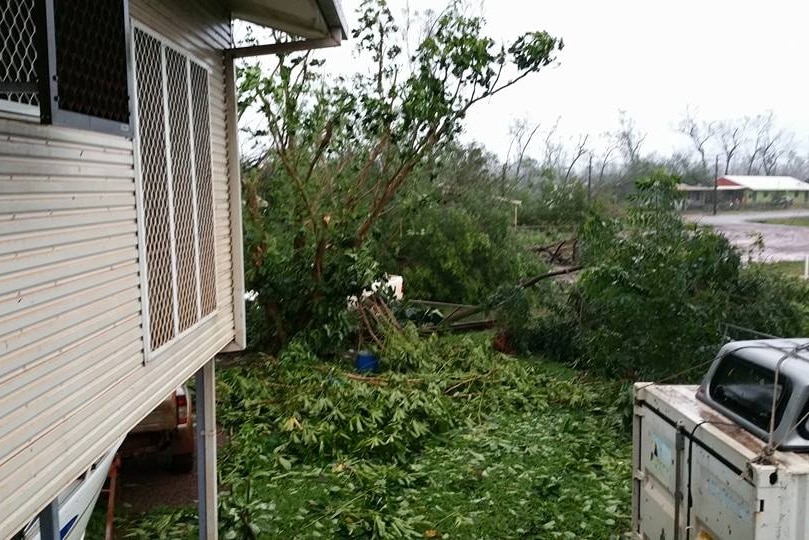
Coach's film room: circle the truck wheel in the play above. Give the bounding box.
[171,452,194,474]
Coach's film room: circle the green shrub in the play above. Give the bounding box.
[572,174,737,380]
[731,264,809,337]
[381,203,540,304]
[521,171,809,382]
[518,181,591,227]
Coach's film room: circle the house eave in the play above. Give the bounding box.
[229,0,348,40]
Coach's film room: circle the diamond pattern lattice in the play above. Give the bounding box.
[134,28,174,350]
[190,62,217,316]
[0,0,38,106]
[165,49,199,332]
[134,28,217,350]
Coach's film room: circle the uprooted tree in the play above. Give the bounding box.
[239,0,563,351]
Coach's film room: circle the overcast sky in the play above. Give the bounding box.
[275,0,809,161]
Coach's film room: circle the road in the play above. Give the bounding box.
[686,210,809,262]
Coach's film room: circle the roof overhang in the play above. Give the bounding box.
[229,0,349,40]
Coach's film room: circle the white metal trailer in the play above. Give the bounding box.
[633,383,809,540]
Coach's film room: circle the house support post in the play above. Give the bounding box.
[37,500,59,540]
[196,358,217,540]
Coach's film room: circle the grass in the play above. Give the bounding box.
[757,216,809,227]
[103,336,632,539]
[514,227,574,251]
[760,260,808,278]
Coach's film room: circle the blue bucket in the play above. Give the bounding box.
[355,350,380,373]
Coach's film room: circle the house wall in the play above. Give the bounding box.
[746,190,809,207]
[0,0,238,535]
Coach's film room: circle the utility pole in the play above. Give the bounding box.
[587,154,593,201]
[713,155,719,215]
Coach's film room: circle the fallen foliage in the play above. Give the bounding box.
[115,330,631,539]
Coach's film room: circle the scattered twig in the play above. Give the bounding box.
[448,392,482,399]
[445,369,496,395]
[345,373,388,386]
[519,266,583,288]
[357,301,384,349]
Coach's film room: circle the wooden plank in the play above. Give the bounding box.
[0,160,135,178]
[0,274,139,334]
[0,247,135,294]
[0,263,135,316]
[0,338,144,464]
[0,178,135,194]
[0,301,142,380]
[0,193,135,213]
[0,119,135,150]
[0,208,136,236]
[0,235,136,270]
[0,222,137,257]
[0,322,142,395]
[0,141,135,165]
[409,299,479,310]
[0,289,141,359]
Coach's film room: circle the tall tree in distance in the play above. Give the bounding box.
[717,118,746,175]
[677,107,716,177]
[502,119,541,193]
[616,110,646,166]
[563,133,589,183]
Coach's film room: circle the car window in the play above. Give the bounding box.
[709,354,790,431]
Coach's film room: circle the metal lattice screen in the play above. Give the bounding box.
[0,0,38,106]
[135,29,174,350]
[165,48,199,332]
[134,27,217,351]
[190,62,217,316]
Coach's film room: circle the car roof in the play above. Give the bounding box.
[721,338,809,379]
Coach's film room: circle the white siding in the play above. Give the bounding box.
[0,0,237,535]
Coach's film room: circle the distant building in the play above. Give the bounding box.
[678,175,809,210]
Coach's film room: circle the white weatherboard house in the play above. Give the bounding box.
[0,1,346,538]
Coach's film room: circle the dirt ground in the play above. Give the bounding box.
[116,452,199,514]
[686,209,809,262]
[113,424,228,519]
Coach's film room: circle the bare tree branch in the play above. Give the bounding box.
[677,107,716,173]
[564,133,589,183]
[617,110,645,165]
[717,119,746,175]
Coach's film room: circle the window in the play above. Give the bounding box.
[709,354,791,431]
[0,0,38,113]
[0,0,132,135]
[133,27,216,352]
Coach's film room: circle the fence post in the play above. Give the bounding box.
[804,255,808,280]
